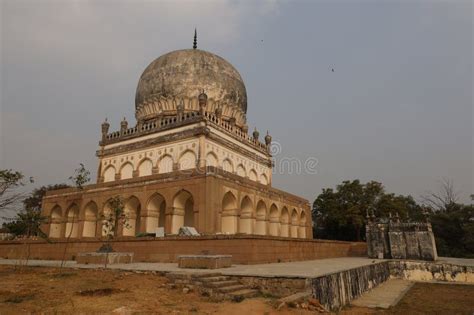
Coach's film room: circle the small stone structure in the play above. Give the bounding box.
[178,255,232,269]
[366,213,437,261]
[76,252,134,265]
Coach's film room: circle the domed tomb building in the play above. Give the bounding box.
[42,42,312,240]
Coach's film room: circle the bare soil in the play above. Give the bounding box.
[0,265,472,314]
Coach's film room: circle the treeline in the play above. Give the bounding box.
[312,179,474,258]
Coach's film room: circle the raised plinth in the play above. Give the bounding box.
[178,255,232,269]
[76,252,134,265]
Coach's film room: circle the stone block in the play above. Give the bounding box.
[178,255,232,269]
[76,252,134,264]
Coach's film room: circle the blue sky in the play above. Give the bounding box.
[1,0,472,206]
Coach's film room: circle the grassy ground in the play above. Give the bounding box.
[0,265,472,314]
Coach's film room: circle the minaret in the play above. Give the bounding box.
[193,29,197,49]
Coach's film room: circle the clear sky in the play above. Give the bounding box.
[1,0,473,208]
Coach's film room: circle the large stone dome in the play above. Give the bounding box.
[135,49,247,124]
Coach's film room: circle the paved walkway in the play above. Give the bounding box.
[351,279,414,309]
[0,257,384,278]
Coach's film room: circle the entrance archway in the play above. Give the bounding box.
[49,205,62,238]
[268,204,280,236]
[255,200,267,235]
[82,201,98,237]
[221,191,238,234]
[239,196,253,234]
[123,196,141,236]
[65,204,79,238]
[146,193,166,233]
[171,190,194,234]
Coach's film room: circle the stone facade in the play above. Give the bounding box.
[366,217,438,261]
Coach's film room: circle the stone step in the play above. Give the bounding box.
[166,272,192,280]
[206,280,240,288]
[199,276,230,283]
[228,289,259,299]
[218,284,247,293]
[191,273,222,279]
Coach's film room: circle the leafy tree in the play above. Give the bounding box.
[312,180,424,241]
[69,163,90,189]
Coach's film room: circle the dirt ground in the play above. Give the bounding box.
[0,265,473,314]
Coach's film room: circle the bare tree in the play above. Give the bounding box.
[0,169,33,213]
[421,178,460,212]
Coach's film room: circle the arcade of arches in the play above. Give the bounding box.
[42,176,311,240]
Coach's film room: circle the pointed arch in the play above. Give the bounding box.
[280,206,290,237]
[249,169,258,181]
[221,191,238,234]
[206,151,218,168]
[171,190,194,234]
[123,196,141,236]
[236,164,246,177]
[268,203,280,236]
[65,203,79,238]
[158,154,174,174]
[138,158,153,177]
[49,205,62,238]
[260,173,268,185]
[103,165,116,183]
[239,196,254,234]
[146,193,166,233]
[255,200,267,235]
[120,162,134,180]
[290,208,299,238]
[222,158,234,173]
[82,201,98,237]
[299,211,307,238]
[179,150,197,170]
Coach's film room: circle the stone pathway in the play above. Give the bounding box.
[0,257,385,278]
[351,279,414,309]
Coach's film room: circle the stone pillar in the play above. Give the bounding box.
[298,224,306,238]
[221,209,238,234]
[268,218,280,236]
[170,207,184,234]
[255,219,267,235]
[238,213,253,234]
[144,210,159,234]
[280,223,289,237]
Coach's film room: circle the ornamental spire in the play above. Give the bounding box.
[193,28,197,49]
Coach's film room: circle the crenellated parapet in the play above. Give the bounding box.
[100,95,272,155]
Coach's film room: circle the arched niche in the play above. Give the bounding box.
[82,201,98,237]
[158,155,173,174]
[49,205,62,238]
[299,211,307,238]
[138,159,153,177]
[171,190,194,234]
[290,208,299,238]
[222,159,233,173]
[249,169,258,182]
[255,200,267,235]
[103,165,116,183]
[239,196,253,234]
[146,193,166,233]
[280,206,290,237]
[221,191,238,234]
[268,204,280,236]
[206,152,218,168]
[123,196,141,236]
[236,164,246,177]
[120,162,133,180]
[179,150,196,170]
[65,204,79,238]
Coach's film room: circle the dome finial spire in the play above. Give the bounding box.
[193,28,197,49]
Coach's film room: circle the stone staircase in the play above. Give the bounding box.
[165,272,259,301]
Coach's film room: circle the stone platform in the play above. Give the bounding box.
[178,255,232,269]
[76,252,134,265]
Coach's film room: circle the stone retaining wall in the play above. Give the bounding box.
[0,236,367,265]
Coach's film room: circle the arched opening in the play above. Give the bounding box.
[280,207,290,237]
[102,200,114,237]
[249,169,258,181]
[299,211,307,238]
[138,159,153,177]
[222,159,233,173]
[260,173,268,185]
[179,150,196,170]
[123,196,141,236]
[120,162,133,180]
[171,190,194,234]
[146,193,166,233]
[65,204,79,238]
[221,191,238,234]
[236,164,246,177]
[255,200,267,235]
[206,152,218,167]
[82,201,98,237]
[158,155,173,174]
[103,166,116,183]
[268,204,280,236]
[49,205,62,238]
[239,196,253,234]
[290,208,299,238]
